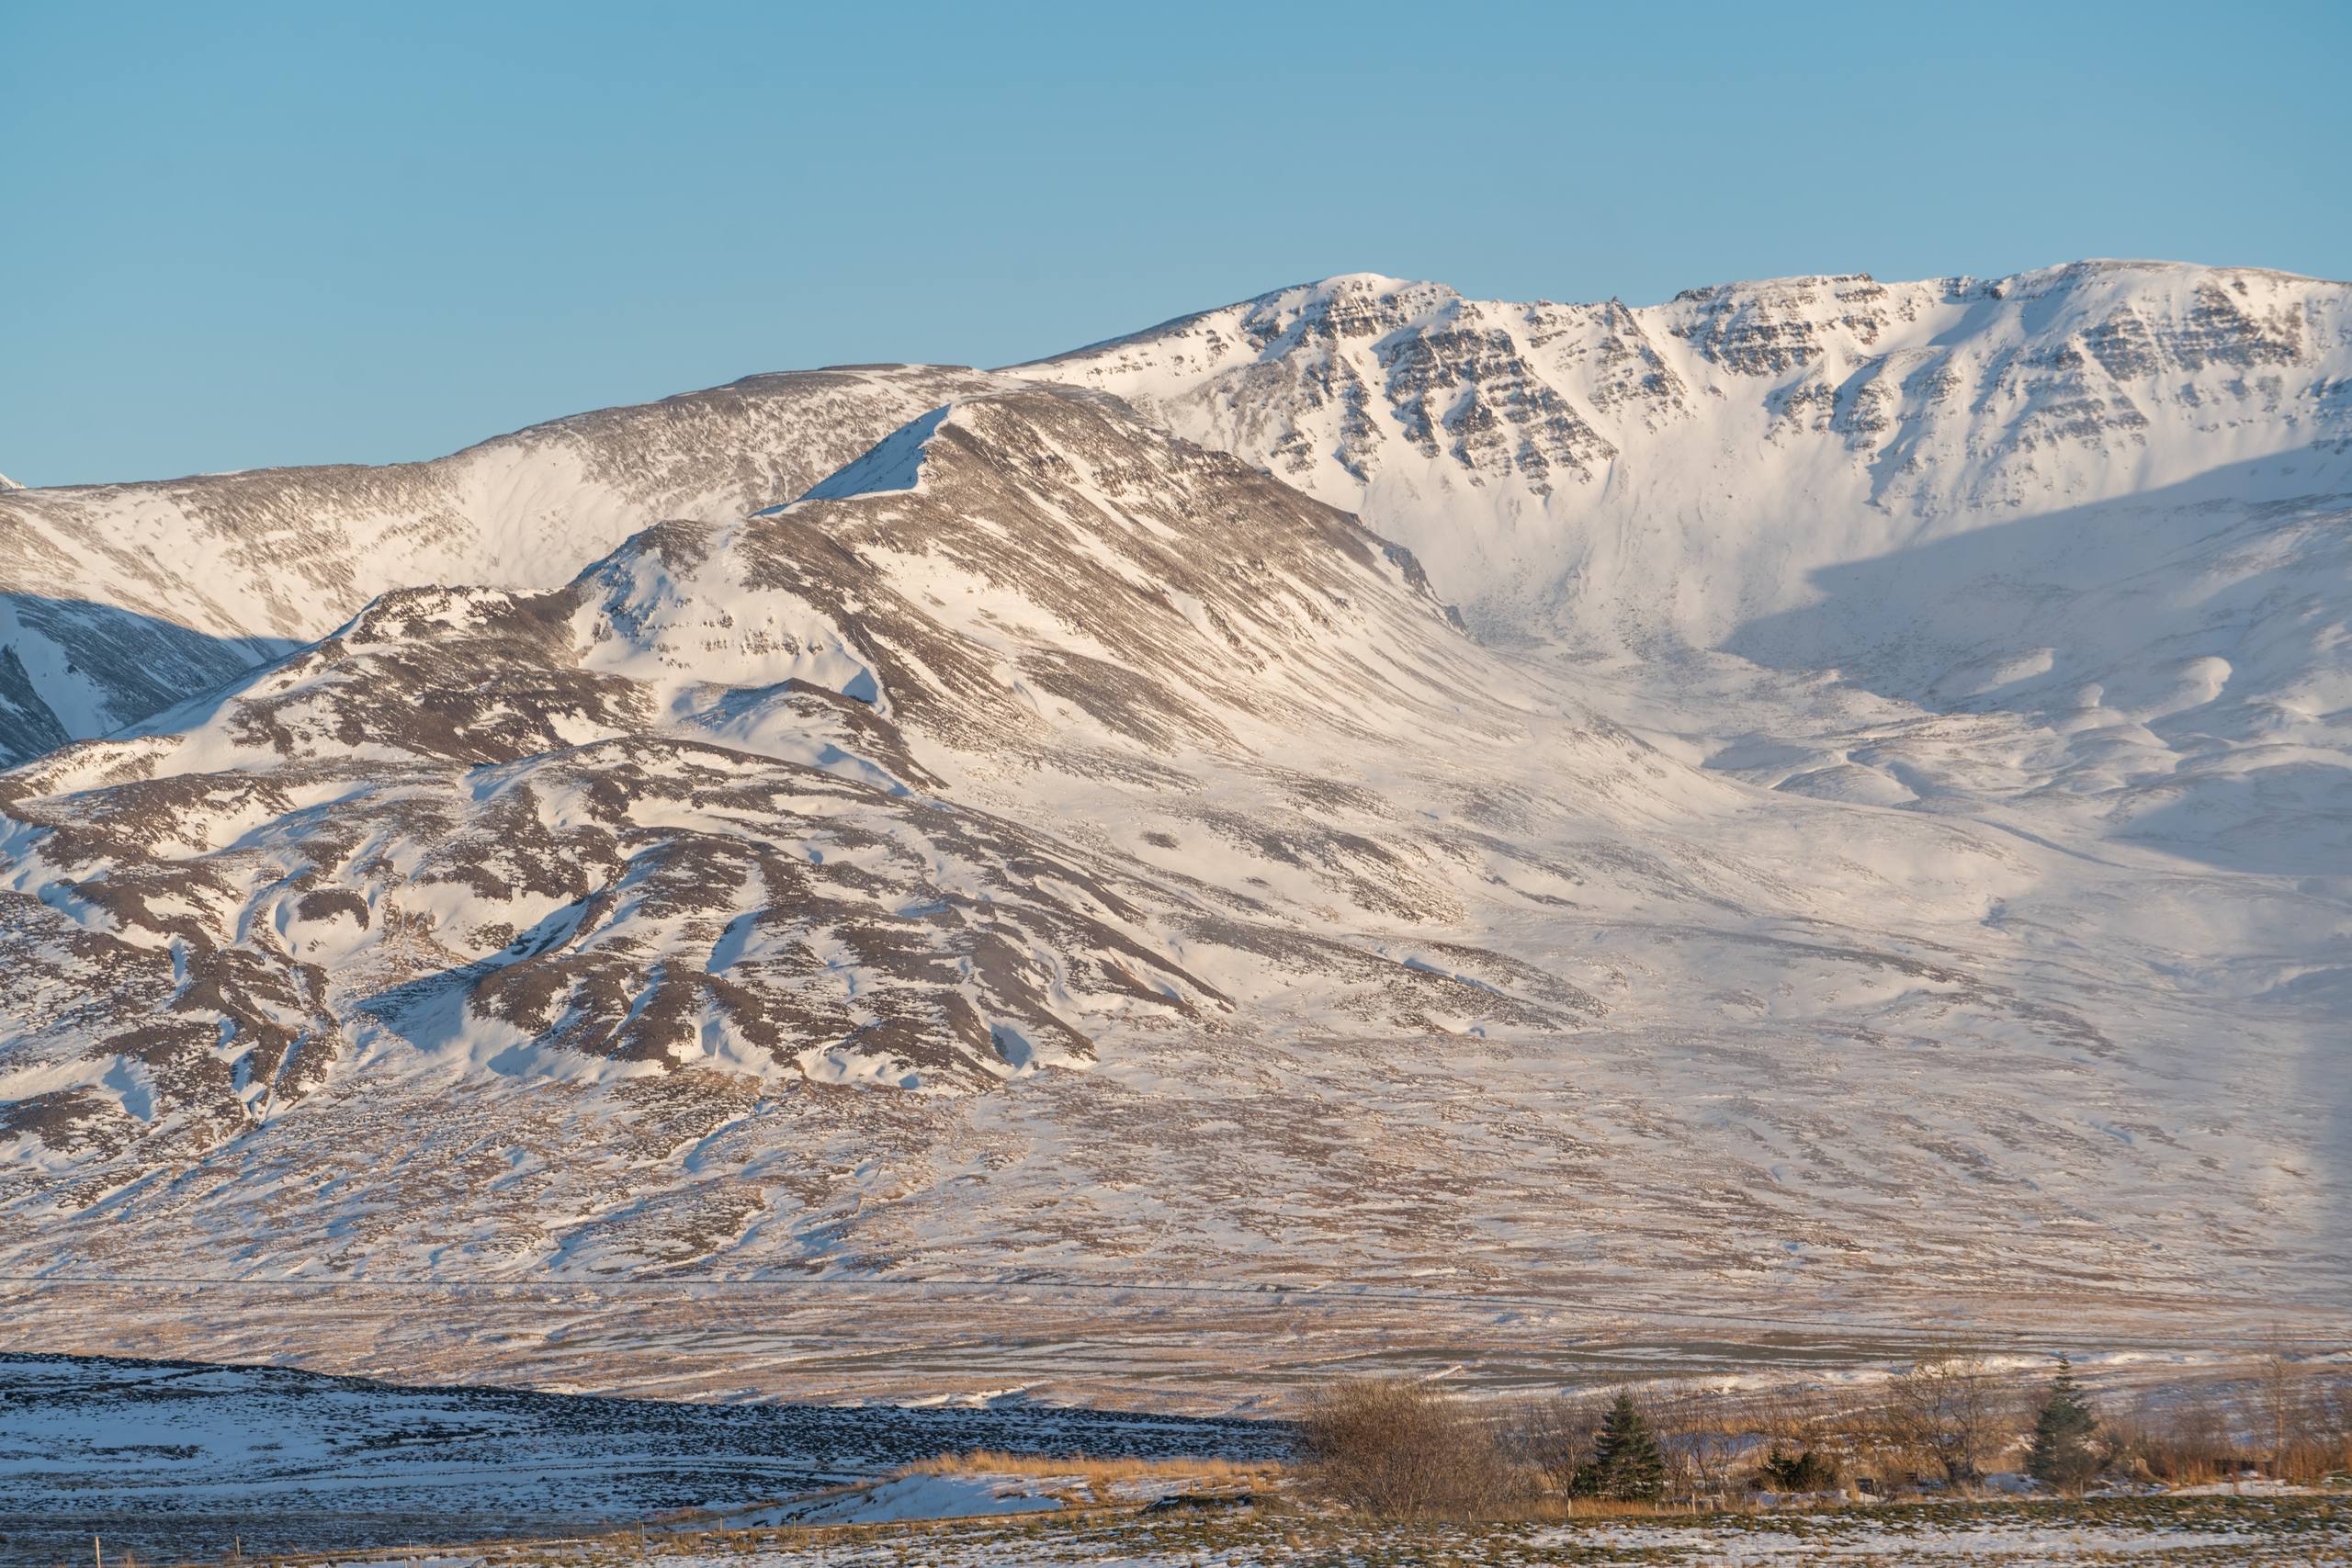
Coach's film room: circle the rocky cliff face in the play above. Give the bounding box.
[1035,261,2352,640]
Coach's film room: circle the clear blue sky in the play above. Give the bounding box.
[6,0,2346,487]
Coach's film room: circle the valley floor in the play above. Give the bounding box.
[2,1279,2320,1413]
[30,1496,2352,1568]
[0,1352,1275,1565]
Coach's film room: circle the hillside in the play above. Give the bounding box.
[0,366,996,762]
[0,265,2345,1355]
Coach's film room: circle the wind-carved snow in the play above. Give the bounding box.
[795,405,954,502]
[0,266,2346,1346]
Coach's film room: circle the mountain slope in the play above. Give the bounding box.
[2,381,2340,1331]
[0,262,2344,1372]
[1034,262,2352,885]
[0,387,1545,1151]
[0,366,1000,762]
[1035,262,2352,646]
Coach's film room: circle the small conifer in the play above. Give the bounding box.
[1577,1390,1667,1501]
[2025,1354,2101,1493]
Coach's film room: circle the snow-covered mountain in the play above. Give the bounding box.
[1036,262,2352,881]
[1,389,1512,1145]
[0,366,995,763]
[1,264,2346,1348]
[1036,261,2352,642]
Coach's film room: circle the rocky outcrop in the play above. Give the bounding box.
[1035,261,2352,639]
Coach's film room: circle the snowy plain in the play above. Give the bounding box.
[0,1352,1274,1563]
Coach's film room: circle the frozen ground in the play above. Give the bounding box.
[139,1495,2352,1567]
[0,1353,1278,1565]
[0,1276,2324,1416]
[0,1339,2338,1562]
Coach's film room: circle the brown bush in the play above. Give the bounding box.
[1296,1376,1532,1518]
[1883,1345,2014,1487]
[1650,1385,1762,1498]
[2249,1351,2352,1483]
[1510,1390,1604,1495]
[2108,1391,2243,1485]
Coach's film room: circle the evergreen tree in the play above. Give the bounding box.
[1758,1446,1839,1492]
[1576,1390,1667,1501]
[2024,1355,2101,1493]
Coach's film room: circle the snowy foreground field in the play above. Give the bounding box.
[0,1354,1275,1564]
[28,1496,2352,1567]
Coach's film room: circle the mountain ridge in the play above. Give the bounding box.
[0,366,1002,762]
[11,256,2346,764]
[1033,259,2352,640]
[0,261,2345,1331]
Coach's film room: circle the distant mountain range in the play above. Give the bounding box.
[1,262,2345,1330]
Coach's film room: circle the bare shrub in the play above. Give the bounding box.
[2256,1333,2301,1479]
[1296,1377,1529,1518]
[1510,1389,1604,1495]
[2107,1391,2242,1485]
[2247,1345,2352,1483]
[1752,1382,1839,1452]
[1884,1344,2009,1487]
[2103,1354,2352,1488]
[1651,1385,1747,1499]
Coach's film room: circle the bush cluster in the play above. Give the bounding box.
[1295,1344,2352,1519]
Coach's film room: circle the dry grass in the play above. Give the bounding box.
[908,1450,1278,1485]
[1532,1495,1755,1519]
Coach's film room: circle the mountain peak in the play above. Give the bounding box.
[1035,256,2352,640]
[1299,270,1429,296]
